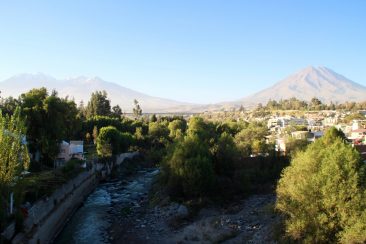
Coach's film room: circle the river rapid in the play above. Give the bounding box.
[54,168,158,244]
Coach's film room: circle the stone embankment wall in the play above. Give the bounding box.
[2,152,138,244]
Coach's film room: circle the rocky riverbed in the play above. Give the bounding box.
[109,180,281,243]
[54,168,159,244]
[56,167,280,243]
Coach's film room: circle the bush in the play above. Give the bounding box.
[160,119,289,202]
[148,121,170,147]
[97,126,134,158]
[165,135,215,198]
[187,117,216,143]
[168,119,187,139]
[212,132,238,176]
[62,159,83,177]
[234,123,269,157]
[83,116,139,136]
[276,129,366,243]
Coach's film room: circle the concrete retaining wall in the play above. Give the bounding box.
[2,152,138,244]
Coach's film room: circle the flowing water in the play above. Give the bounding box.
[54,168,158,244]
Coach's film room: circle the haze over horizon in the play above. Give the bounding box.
[1,1,365,103]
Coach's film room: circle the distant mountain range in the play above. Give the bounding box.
[1,66,365,112]
[0,73,197,113]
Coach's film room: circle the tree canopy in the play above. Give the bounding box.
[96,126,134,158]
[86,90,111,118]
[276,128,366,243]
[133,99,142,119]
[234,122,269,157]
[19,88,80,166]
[0,107,30,185]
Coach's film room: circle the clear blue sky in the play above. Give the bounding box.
[0,0,365,103]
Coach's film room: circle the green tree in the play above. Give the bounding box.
[0,96,19,116]
[150,114,157,122]
[111,105,123,118]
[322,126,346,145]
[276,129,366,243]
[132,99,142,119]
[86,90,111,118]
[19,88,80,166]
[284,137,308,157]
[77,100,86,120]
[96,126,133,158]
[0,107,30,224]
[133,127,146,149]
[310,97,323,110]
[212,132,238,176]
[234,122,269,157]
[166,135,215,198]
[216,120,247,137]
[0,107,30,185]
[187,117,216,143]
[149,122,170,143]
[168,119,187,139]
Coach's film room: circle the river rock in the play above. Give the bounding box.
[176,204,189,218]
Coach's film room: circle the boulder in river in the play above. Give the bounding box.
[176,204,189,218]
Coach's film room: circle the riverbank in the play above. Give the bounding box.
[109,186,280,243]
[53,156,282,244]
[1,153,139,244]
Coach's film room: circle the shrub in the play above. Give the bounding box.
[148,122,170,145]
[212,132,238,176]
[62,159,83,176]
[165,135,215,198]
[276,129,366,243]
[168,119,187,139]
[187,117,216,143]
[234,123,269,157]
[97,126,134,158]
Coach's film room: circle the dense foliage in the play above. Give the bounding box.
[276,128,366,243]
[132,99,142,119]
[0,107,30,229]
[161,117,289,200]
[96,126,134,158]
[85,90,112,118]
[18,88,81,167]
[234,122,271,157]
[0,108,30,185]
[165,134,215,197]
[264,97,366,111]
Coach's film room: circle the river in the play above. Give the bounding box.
[54,168,159,244]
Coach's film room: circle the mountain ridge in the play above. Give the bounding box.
[0,73,198,113]
[1,66,365,112]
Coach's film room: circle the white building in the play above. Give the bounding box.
[55,141,84,168]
